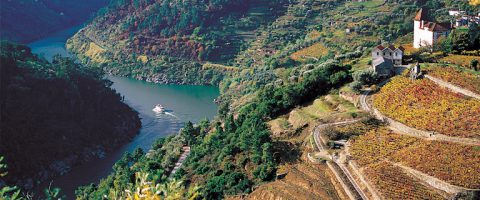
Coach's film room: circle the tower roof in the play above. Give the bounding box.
[415,8,429,21]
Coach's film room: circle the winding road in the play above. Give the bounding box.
[360,78,480,146]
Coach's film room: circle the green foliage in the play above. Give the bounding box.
[353,69,379,85]
[44,187,65,200]
[350,81,363,93]
[471,59,479,71]
[0,156,21,200]
[0,41,141,190]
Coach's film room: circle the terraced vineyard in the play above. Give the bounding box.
[290,42,329,62]
[349,127,419,166]
[373,77,480,138]
[247,164,341,200]
[439,55,480,68]
[391,140,480,188]
[425,65,480,94]
[350,128,480,189]
[364,161,446,200]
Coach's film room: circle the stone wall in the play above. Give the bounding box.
[348,160,383,200]
[425,75,480,100]
[339,92,359,107]
[373,107,480,145]
[326,161,359,200]
[388,161,480,195]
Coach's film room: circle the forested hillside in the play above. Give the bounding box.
[63,0,480,199]
[0,41,141,191]
[0,0,108,43]
[2,0,479,199]
[67,0,289,84]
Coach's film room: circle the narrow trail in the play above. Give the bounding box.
[168,146,190,180]
[312,119,367,200]
[425,75,480,100]
[360,82,480,146]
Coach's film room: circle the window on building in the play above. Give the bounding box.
[390,53,392,56]
[377,52,379,56]
[395,52,397,56]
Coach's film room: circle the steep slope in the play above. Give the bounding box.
[0,0,108,43]
[67,0,289,85]
[0,41,141,191]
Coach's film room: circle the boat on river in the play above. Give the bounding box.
[152,104,166,113]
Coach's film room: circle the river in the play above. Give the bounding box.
[28,26,219,198]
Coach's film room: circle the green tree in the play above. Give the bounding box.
[182,121,196,146]
[471,59,478,71]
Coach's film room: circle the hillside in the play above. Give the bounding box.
[0,0,108,43]
[2,0,480,199]
[67,0,289,85]
[0,41,141,192]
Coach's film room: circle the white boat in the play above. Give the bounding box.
[152,104,165,113]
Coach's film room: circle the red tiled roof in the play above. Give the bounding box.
[388,45,396,50]
[397,46,405,51]
[376,45,385,50]
[424,22,450,32]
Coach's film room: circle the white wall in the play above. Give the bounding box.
[372,48,382,59]
[414,20,434,48]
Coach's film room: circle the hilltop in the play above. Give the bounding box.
[0,0,108,43]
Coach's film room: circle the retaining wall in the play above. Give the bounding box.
[327,161,359,200]
[348,160,383,200]
[425,75,480,100]
[388,161,480,195]
[372,107,480,145]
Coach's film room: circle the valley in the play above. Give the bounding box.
[1,0,479,200]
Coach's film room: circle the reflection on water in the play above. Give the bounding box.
[28,25,219,198]
[40,77,219,199]
[28,25,82,62]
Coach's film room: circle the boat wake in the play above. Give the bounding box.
[163,112,179,119]
[154,111,179,120]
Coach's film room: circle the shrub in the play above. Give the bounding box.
[353,69,378,85]
[350,81,363,93]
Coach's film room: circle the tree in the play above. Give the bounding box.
[182,121,196,146]
[471,59,478,71]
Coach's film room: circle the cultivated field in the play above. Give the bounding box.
[425,65,480,94]
[373,77,480,138]
[440,55,480,68]
[350,128,480,189]
[364,161,446,199]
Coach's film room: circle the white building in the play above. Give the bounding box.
[372,45,404,66]
[371,45,404,77]
[413,8,451,48]
[449,10,465,16]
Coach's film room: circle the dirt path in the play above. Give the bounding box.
[425,75,480,100]
[360,82,479,146]
[168,146,190,179]
[312,120,368,200]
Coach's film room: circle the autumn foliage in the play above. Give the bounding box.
[373,77,480,138]
[426,65,480,94]
[364,161,445,199]
[350,128,480,189]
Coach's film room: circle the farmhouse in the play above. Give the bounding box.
[372,56,394,77]
[413,8,451,48]
[371,45,404,77]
